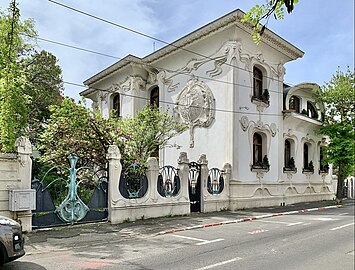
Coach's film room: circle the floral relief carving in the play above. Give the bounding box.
[174,78,215,148]
[241,117,278,137]
[158,41,238,92]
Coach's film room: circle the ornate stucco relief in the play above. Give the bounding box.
[108,75,147,96]
[158,41,238,93]
[174,78,215,148]
[240,116,277,137]
[240,116,278,166]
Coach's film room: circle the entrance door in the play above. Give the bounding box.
[188,162,201,212]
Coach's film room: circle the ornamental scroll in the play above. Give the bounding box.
[174,78,215,148]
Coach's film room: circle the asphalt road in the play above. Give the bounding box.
[2,202,354,270]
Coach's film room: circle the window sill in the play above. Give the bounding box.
[251,165,270,173]
[283,167,297,173]
[319,169,329,175]
[302,168,314,174]
[251,96,270,107]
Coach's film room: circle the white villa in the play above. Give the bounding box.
[80,9,334,210]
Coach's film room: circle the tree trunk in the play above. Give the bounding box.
[336,164,345,201]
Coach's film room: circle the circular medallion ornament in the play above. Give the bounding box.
[175,78,215,147]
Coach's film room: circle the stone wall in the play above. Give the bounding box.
[0,137,33,232]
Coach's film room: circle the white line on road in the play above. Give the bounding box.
[171,234,224,245]
[257,220,303,226]
[338,213,349,216]
[287,222,304,226]
[196,239,224,246]
[330,222,355,231]
[194,257,242,270]
[310,217,339,221]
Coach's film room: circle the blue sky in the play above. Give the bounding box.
[1,0,354,100]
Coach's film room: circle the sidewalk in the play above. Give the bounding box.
[24,199,354,255]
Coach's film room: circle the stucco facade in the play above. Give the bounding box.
[81,9,334,210]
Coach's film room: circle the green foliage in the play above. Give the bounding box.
[242,0,298,44]
[39,98,123,168]
[0,2,63,152]
[39,99,187,170]
[22,50,64,144]
[316,67,355,199]
[118,106,187,168]
[0,2,34,152]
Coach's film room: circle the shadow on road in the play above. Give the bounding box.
[0,261,46,270]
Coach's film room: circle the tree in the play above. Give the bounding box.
[118,106,187,168]
[22,50,64,144]
[242,0,298,43]
[39,98,187,169]
[317,67,355,201]
[0,1,34,152]
[0,1,63,152]
[38,98,122,169]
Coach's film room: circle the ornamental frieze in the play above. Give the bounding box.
[174,78,215,148]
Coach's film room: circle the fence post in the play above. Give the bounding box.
[198,154,209,213]
[14,137,33,232]
[106,145,122,221]
[177,152,190,201]
[222,163,231,201]
[146,157,159,202]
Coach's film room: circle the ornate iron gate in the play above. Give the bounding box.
[32,154,108,228]
[188,162,201,212]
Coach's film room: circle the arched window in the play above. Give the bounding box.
[307,101,318,119]
[303,143,309,168]
[253,133,263,165]
[289,96,300,113]
[150,87,159,107]
[284,140,291,168]
[253,67,263,99]
[112,93,120,118]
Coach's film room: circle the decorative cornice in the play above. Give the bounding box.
[83,55,143,86]
[81,9,304,93]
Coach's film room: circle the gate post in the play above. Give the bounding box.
[146,157,159,201]
[177,152,190,201]
[14,137,33,232]
[222,163,232,201]
[198,154,209,213]
[106,145,122,222]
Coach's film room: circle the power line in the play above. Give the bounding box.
[47,0,288,83]
[29,33,299,96]
[64,80,287,118]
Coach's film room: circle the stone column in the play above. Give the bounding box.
[177,152,190,201]
[106,145,123,222]
[198,154,208,213]
[222,163,232,200]
[146,157,159,202]
[14,137,33,232]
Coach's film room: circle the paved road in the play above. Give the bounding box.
[2,202,354,270]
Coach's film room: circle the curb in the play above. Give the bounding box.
[156,204,343,235]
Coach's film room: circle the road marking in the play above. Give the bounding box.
[338,213,349,216]
[171,234,224,245]
[287,222,304,226]
[248,229,269,235]
[311,217,339,221]
[194,257,242,270]
[196,239,224,245]
[257,220,303,226]
[330,222,355,231]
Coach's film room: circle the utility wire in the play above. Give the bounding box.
[64,80,288,118]
[47,0,289,83]
[28,33,300,96]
